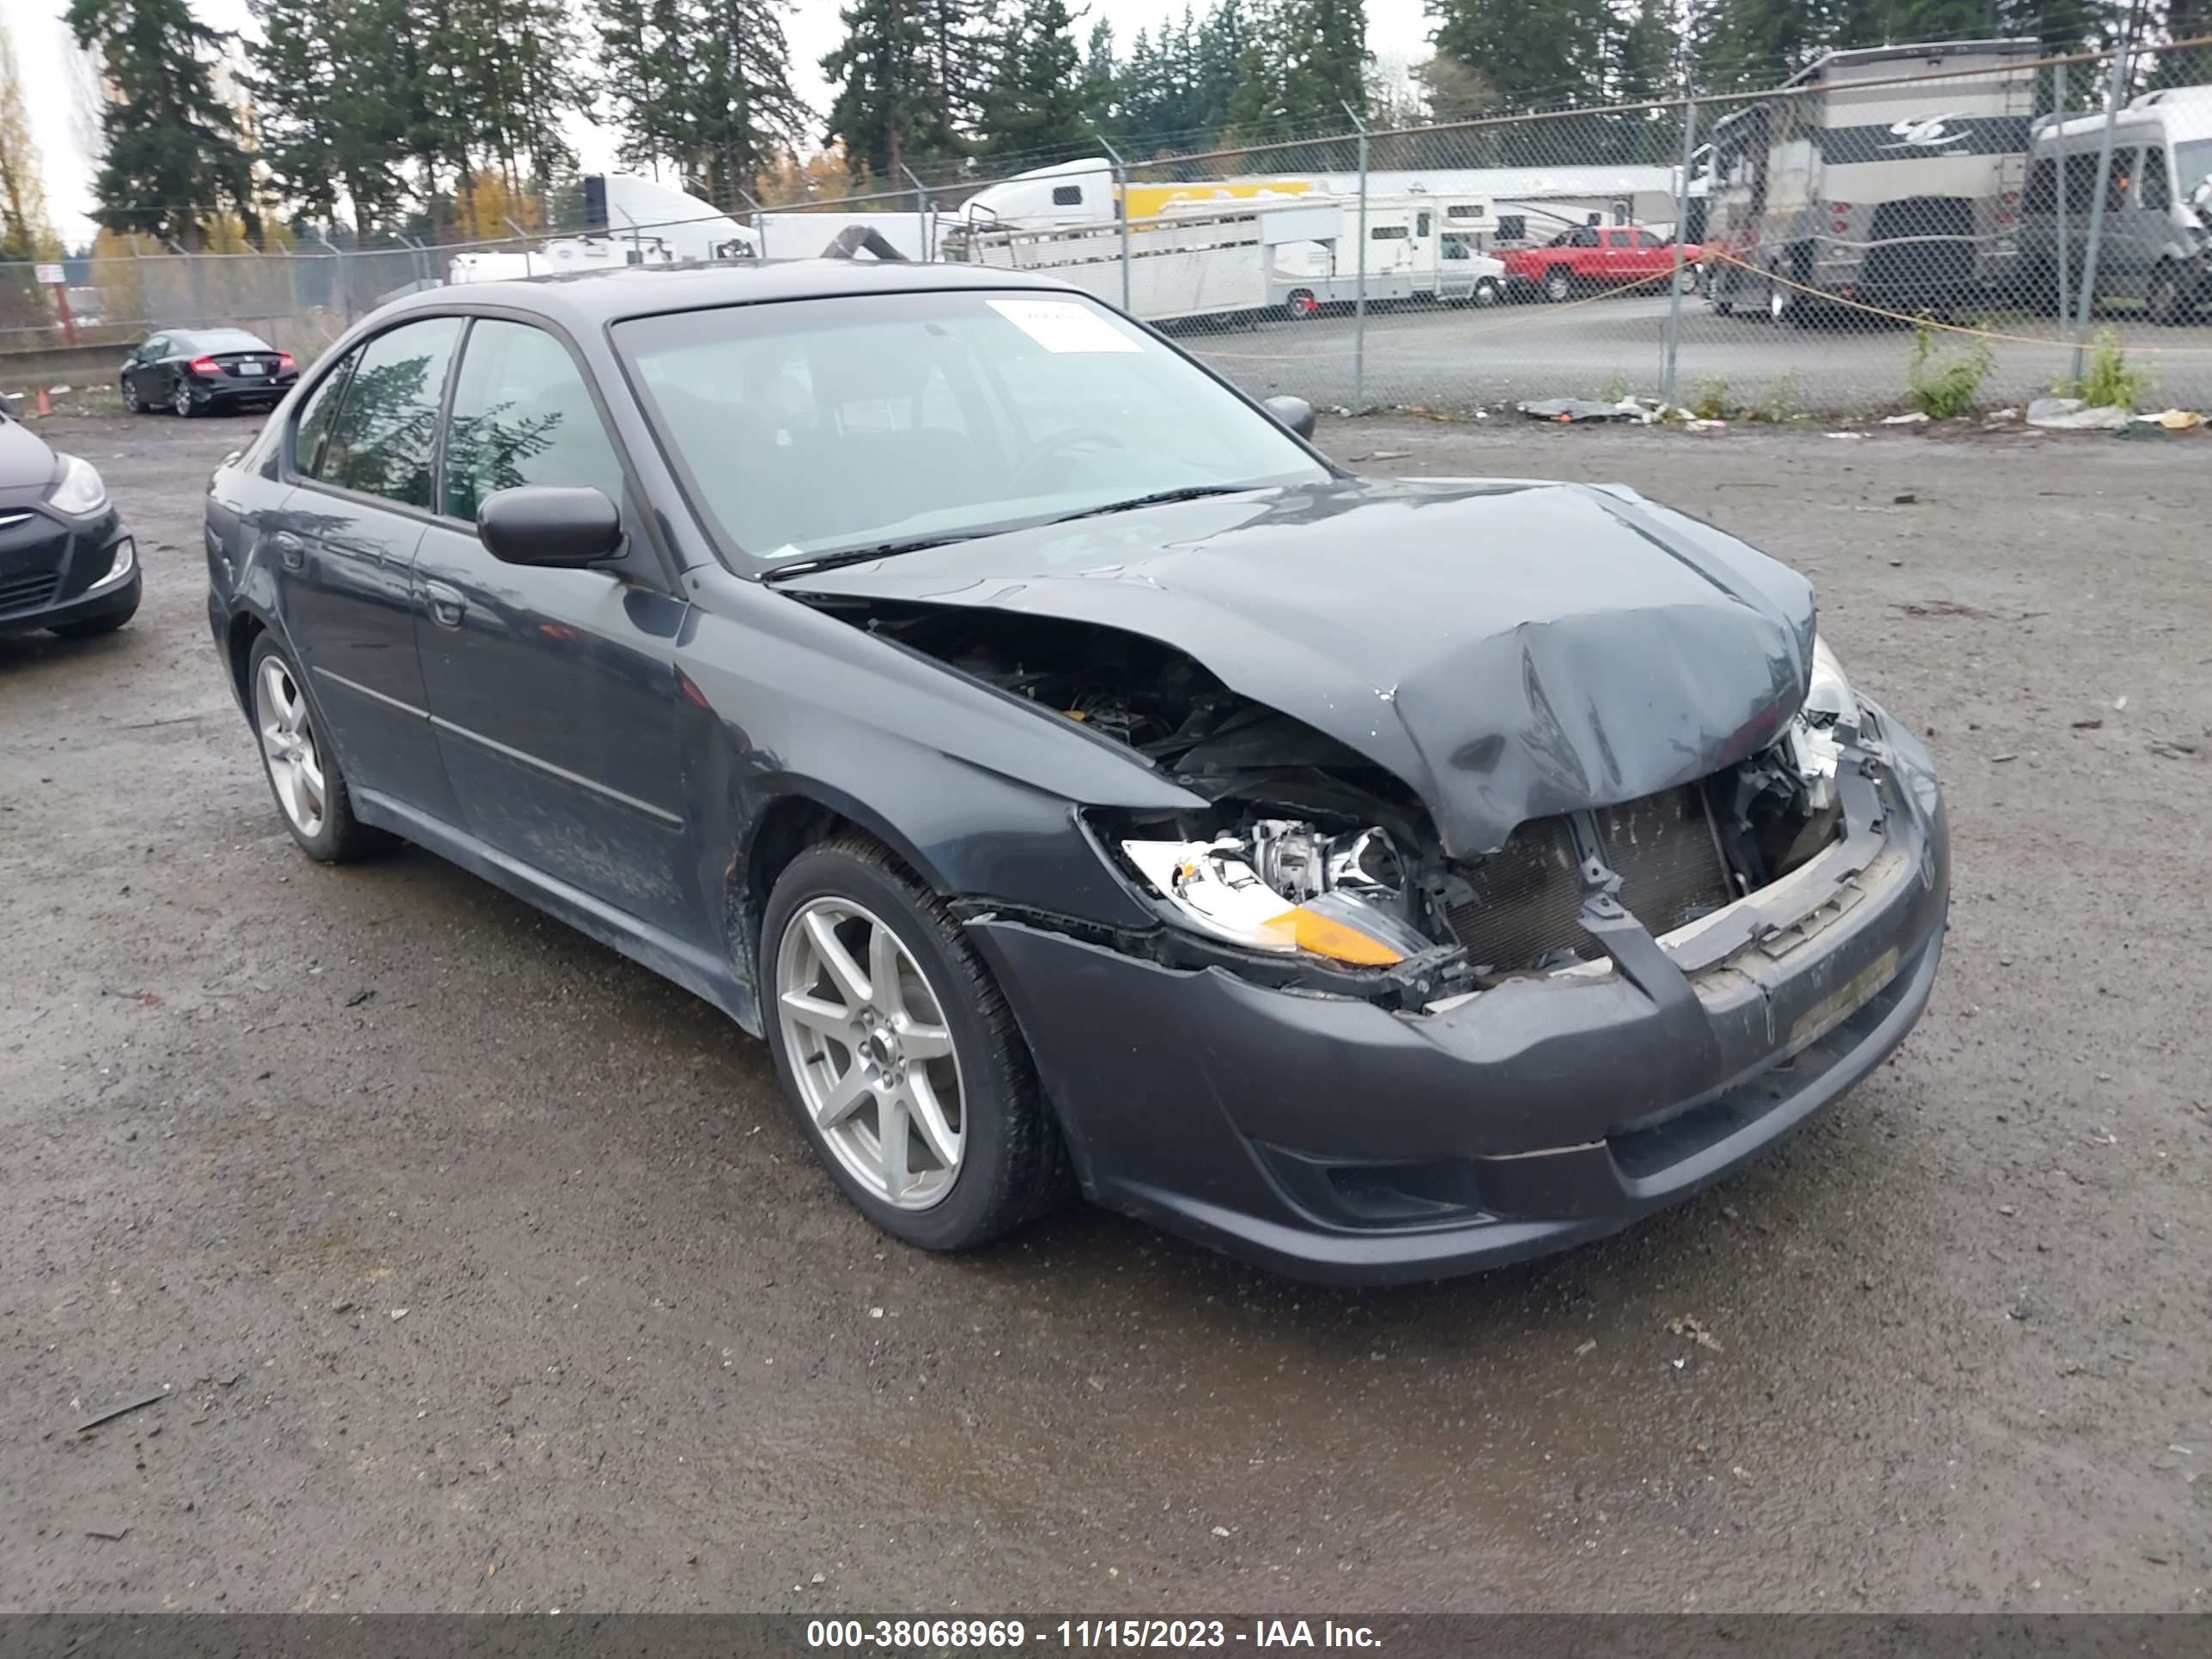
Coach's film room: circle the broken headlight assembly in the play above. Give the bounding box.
[1120,820,1437,967]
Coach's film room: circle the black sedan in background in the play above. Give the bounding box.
[202,262,1948,1284]
[120,326,297,417]
[0,410,137,639]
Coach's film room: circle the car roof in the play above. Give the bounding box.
[377,258,1085,331]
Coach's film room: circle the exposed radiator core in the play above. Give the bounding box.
[1446,785,1734,971]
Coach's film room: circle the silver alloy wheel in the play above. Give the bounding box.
[254,656,326,837]
[121,378,139,412]
[172,379,193,416]
[775,896,964,1210]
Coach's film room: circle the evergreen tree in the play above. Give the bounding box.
[1615,0,1682,102]
[446,0,587,198]
[1079,18,1119,133]
[1192,1,1250,132]
[595,0,807,207]
[66,0,260,249]
[823,0,959,179]
[248,0,410,234]
[1425,0,1614,110]
[919,0,996,137]
[978,0,1089,161]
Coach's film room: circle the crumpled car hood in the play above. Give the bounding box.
[783,477,1817,858]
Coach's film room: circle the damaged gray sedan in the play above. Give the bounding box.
[205,261,1948,1285]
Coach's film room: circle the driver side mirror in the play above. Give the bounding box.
[1263,394,1317,441]
[478,485,623,568]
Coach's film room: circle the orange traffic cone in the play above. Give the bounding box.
[34,386,51,416]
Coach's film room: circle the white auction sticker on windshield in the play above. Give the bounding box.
[988,298,1140,353]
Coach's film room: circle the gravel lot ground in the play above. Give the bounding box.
[3,408,2207,1615]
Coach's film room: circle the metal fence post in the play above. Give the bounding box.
[736,187,766,260]
[2072,27,2136,380]
[1662,94,1698,410]
[902,166,929,260]
[2052,63,2071,339]
[1343,101,1368,411]
[1097,136,1131,313]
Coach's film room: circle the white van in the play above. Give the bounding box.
[2021,86,2212,322]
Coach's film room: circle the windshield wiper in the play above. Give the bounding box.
[762,534,972,581]
[1049,483,1259,523]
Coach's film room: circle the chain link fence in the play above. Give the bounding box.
[9,34,2212,419]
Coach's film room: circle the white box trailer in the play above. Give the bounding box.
[965,200,1344,322]
[965,197,1507,322]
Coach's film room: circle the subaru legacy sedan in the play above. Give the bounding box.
[204,262,1948,1285]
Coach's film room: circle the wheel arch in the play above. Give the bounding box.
[224,606,268,708]
[727,783,951,1014]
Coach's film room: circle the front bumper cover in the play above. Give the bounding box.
[972,714,1949,1285]
[0,503,137,636]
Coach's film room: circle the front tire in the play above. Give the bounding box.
[1470,276,1502,307]
[247,633,386,862]
[2148,264,2191,325]
[121,378,143,414]
[762,836,1066,1252]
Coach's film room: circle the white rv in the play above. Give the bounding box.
[1703,39,2042,323]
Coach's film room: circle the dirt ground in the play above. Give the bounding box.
[3,409,2207,1615]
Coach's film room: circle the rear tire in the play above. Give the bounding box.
[762,836,1068,1253]
[246,633,387,863]
[170,378,196,418]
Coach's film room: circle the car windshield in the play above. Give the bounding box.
[617,289,1329,568]
[2176,138,2212,199]
[187,329,271,352]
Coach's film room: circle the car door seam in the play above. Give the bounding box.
[426,714,684,828]
[313,665,428,720]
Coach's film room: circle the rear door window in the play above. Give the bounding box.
[315,316,464,509]
[441,319,625,520]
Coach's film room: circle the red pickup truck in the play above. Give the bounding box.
[1498,224,1704,302]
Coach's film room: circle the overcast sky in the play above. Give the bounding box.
[12,0,1433,245]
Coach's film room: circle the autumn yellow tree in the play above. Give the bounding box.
[454,169,546,244]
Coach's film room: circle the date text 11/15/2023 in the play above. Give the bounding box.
[805,1620,1383,1649]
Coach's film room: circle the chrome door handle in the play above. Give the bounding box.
[270,531,304,571]
[423,580,467,629]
